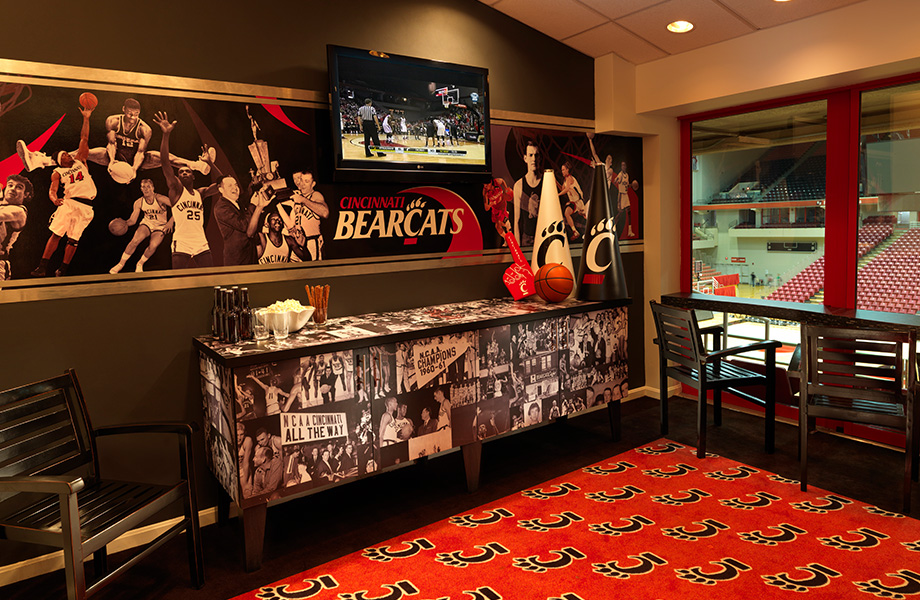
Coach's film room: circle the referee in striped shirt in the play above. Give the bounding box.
[357,99,385,157]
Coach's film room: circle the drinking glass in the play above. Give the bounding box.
[253,309,270,340]
[272,315,290,340]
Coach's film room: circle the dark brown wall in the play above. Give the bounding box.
[0,0,645,566]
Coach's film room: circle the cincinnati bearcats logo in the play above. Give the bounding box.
[636,442,685,455]
[661,519,729,541]
[362,538,435,562]
[435,542,510,568]
[854,569,920,598]
[642,463,697,478]
[461,587,503,600]
[819,527,890,551]
[583,461,635,475]
[720,492,782,510]
[675,557,752,585]
[763,563,842,592]
[337,580,418,600]
[255,574,338,599]
[791,494,853,513]
[651,488,711,506]
[589,515,655,536]
[766,474,799,485]
[704,466,759,481]
[534,220,568,268]
[585,485,645,503]
[593,552,667,579]
[449,508,514,528]
[738,523,808,546]
[904,540,920,552]
[521,482,580,500]
[865,505,907,518]
[583,217,617,274]
[512,547,586,573]
[518,511,584,532]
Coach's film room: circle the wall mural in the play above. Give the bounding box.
[0,73,642,285]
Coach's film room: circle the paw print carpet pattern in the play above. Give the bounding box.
[236,440,920,600]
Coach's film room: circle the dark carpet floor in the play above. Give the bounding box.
[3,395,916,599]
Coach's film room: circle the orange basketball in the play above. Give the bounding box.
[79,92,98,110]
[534,263,573,303]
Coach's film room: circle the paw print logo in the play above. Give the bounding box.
[762,564,841,592]
[589,217,616,237]
[512,547,585,573]
[254,574,338,599]
[865,505,906,518]
[405,198,425,212]
[541,219,567,239]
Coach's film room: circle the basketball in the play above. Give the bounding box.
[108,160,135,184]
[108,218,128,236]
[79,92,98,110]
[534,263,574,303]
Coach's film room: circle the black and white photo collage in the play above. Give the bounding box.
[231,349,373,502]
[198,353,240,504]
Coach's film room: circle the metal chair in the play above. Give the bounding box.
[651,301,781,458]
[799,324,918,514]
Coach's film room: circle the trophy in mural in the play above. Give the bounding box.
[530,169,576,297]
[246,105,281,186]
[576,163,629,301]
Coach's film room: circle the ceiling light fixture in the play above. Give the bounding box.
[667,20,694,33]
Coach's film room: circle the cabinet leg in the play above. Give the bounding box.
[608,400,621,442]
[462,441,482,492]
[217,488,232,526]
[242,503,267,572]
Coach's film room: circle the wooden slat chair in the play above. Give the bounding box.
[799,324,918,514]
[0,370,203,599]
[651,301,781,458]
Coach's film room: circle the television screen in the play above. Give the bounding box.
[328,45,491,182]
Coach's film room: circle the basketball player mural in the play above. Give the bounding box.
[257,209,307,264]
[0,174,32,281]
[17,98,213,184]
[109,179,173,273]
[152,111,220,269]
[513,140,541,247]
[31,105,98,278]
[614,161,638,239]
[281,170,329,261]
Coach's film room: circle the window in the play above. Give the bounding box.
[689,101,827,303]
[856,82,920,314]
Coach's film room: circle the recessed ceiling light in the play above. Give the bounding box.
[667,20,694,33]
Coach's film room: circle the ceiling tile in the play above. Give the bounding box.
[565,22,669,63]
[616,0,756,55]
[492,0,609,40]
[721,0,868,30]
[576,0,663,20]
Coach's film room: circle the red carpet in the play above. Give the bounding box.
[235,440,920,599]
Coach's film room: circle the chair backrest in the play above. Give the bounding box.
[801,324,915,403]
[650,301,706,370]
[0,370,96,487]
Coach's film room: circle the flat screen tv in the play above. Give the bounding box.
[327,45,491,183]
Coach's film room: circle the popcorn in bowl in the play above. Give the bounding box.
[263,299,315,333]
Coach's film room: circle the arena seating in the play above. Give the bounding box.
[857,228,920,314]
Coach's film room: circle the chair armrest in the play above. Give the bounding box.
[94,421,198,439]
[0,475,84,495]
[699,325,724,336]
[706,339,781,362]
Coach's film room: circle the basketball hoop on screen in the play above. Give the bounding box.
[442,96,452,110]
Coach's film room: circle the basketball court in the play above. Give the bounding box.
[341,135,486,163]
